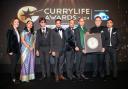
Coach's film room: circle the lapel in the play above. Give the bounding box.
[45,27,49,38]
[109,28,115,37]
[107,27,116,39]
[111,28,116,35]
[39,28,42,35]
[55,28,63,39]
[39,28,48,38]
[12,28,19,42]
[39,28,45,38]
[107,28,111,38]
[70,28,76,41]
[69,27,74,35]
[46,27,49,34]
[77,27,81,38]
[58,29,63,39]
[69,28,75,39]
[12,28,17,37]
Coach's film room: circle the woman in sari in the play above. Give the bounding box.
[20,20,35,82]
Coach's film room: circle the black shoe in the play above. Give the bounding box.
[92,74,97,78]
[72,75,76,79]
[39,77,43,80]
[104,76,110,81]
[100,74,104,78]
[112,76,117,80]
[39,75,46,80]
[12,79,20,84]
[76,74,81,79]
[67,77,72,80]
[80,74,88,80]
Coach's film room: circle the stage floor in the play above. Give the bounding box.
[0,71,128,89]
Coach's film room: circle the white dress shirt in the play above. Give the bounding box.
[108,27,112,46]
[41,27,46,33]
[59,30,63,39]
[15,29,20,43]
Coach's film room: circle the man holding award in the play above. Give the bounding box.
[87,16,105,78]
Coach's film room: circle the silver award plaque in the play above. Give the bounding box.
[85,33,102,53]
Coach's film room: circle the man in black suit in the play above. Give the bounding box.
[65,19,76,80]
[7,18,20,84]
[51,19,66,82]
[89,16,105,78]
[104,19,121,78]
[36,17,52,80]
[74,17,88,80]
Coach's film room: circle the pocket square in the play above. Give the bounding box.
[101,30,104,33]
[113,32,116,34]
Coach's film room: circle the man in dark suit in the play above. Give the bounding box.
[104,19,121,79]
[36,17,52,80]
[65,19,76,80]
[7,18,21,84]
[74,17,88,80]
[89,16,105,78]
[51,19,66,82]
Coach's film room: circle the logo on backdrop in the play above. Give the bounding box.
[17,6,109,23]
[93,10,109,20]
[17,6,39,23]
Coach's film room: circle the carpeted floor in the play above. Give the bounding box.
[0,71,128,89]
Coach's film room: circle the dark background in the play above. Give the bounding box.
[0,0,128,72]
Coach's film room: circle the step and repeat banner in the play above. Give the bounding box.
[0,0,120,64]
[17,5,109,29]
[16,0,112,29]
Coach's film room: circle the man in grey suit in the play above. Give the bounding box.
[36,17,52,80]
[51,19,66,82]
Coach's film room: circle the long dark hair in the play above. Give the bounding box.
[24,20,34,35]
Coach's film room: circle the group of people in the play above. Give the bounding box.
[6,16,120,84]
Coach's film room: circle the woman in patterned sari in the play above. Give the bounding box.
[20,20,35,82]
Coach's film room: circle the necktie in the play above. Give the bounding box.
[71,27,74,34]
[42,28,46,38]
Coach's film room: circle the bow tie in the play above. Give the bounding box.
[57,28,62,31]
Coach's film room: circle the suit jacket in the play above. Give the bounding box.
[103,27,121,49]
[36,27,52,52]
[51,27,66,52]
[74,26,87,50]
[65,27,76,51]
[6,28,20,54]
[89,26,106,48]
